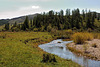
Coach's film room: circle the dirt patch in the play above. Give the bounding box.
[67,39,100,61]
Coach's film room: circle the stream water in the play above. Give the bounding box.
[39,39,100,67]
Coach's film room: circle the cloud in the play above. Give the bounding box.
[0,6,49,19]
[19,6,40,10]
[32,6,40,9]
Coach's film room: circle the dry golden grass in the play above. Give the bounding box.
[93,33,100,39]
[72,32,93,44]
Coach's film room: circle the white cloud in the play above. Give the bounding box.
[32,6,40,9]
[18,6,40,10]
[0,6,49,19]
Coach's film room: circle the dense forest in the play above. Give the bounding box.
[4,8,100,32]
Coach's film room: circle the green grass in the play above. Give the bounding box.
[0,32,81,67]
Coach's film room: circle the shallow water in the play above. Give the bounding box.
[39,39,100,67]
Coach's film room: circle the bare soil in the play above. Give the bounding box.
[67,39,100,61]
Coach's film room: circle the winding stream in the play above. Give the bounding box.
[39,39,100,67]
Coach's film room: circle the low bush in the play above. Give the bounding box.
[85,33,93,41]
[72,32,93,44]
[93,33,100,39]
[42,54,57,63]
[66,29,73,34]
[72,33,86,44]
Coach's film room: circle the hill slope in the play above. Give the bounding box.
[0,14,38,25]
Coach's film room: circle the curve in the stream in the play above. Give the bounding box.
[39,39,100,67]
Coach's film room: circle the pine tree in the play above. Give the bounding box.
[13,22,17,27]
[82,9,85,21]
[21,16,29,30]
[5,23,10,30]
[60,10,64,25]
[24,16,29,29]
[30,19,33,28]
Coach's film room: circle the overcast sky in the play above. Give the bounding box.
[0,0,100,19]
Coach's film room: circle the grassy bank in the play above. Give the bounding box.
[0,32,81,67]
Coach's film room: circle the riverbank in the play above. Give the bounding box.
[67,39,100,61]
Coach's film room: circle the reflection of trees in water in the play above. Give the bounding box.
[83,57,88,67]
[63,47,66,52]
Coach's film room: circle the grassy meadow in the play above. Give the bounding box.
[0,32,81,67]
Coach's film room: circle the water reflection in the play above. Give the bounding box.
[39,39,100,67]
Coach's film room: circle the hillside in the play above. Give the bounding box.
[0,19,10,26]
[0,14,38,25]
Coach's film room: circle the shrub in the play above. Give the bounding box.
[72,32,93,44]
[93,33,100,39]
[72,32,86,44]
[33,28,38,32]
[47,24,52,32]
[87,28,92,32]
[11,27,20,32]
[42,54,57,63]
[66,29,73,34]
[73,27,77,30]
[85,33,93,41]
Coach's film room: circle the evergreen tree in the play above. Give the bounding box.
[21,16,29,30]
[13,22,17,27]
[82,9,85,21]
[91,13,95,27]
[19,9,97,31]
[24,16,29,29]
[30,19,33,28]
[5,23,10,30]
[60,10,64,25]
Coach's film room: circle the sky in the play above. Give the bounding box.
[0,0,100,19]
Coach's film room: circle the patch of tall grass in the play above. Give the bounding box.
[85,33,93,41]
[92,33,100,39]
[72,32,93,44]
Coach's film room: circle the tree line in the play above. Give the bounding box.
[4,8,100,32]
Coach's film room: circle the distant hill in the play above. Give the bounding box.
[0,19,10,25]
[0,14,38,26]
